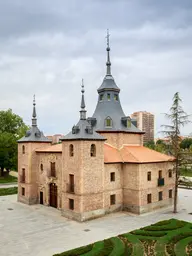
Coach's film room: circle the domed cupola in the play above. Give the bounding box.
[88,30,142,134]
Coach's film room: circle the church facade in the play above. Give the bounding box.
[18,37,175,222]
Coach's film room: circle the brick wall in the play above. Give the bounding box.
[99,132,143,148]
[18,142,51,204]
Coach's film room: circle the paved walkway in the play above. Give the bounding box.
[0,189,192,256]
[9,171,18,178]
[0,183,17,188]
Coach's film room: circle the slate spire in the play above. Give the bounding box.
[106,29,111,76]
[80,79,86,120]
[32,95,37,126]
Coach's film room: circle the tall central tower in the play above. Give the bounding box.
[88,31,144,148]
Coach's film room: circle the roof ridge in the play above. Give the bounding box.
[120,145,139,162]
[104,142,118,150]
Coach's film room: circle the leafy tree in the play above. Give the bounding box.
[180,138,192,149]
[162,92,191,213]
[144,140,155,150]
[0,109,28,176]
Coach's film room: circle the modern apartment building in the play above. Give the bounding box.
[131,111,154,143]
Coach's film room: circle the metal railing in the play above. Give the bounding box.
[158,178,165,186]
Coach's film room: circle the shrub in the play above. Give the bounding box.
[0,187,18,196]
[53,244,93,256]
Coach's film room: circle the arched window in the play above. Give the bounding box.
[90,144,96,157]
[105,117,112,127]
[40,164,43,171]
[69,144,74,157]
[22,145,25,154]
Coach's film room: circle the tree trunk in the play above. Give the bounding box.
[173,159,179,213]
[0,167,4,177]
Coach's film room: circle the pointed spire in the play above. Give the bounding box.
[80,79,87,120]
[106,29,111,76]
[32,94,37,126]
[81,79,85,109]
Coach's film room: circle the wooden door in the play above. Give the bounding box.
[50,183,57,208]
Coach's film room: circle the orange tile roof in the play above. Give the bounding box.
[36,143,62,153]
[120,145,175,163]
[104,144,174,163]
[35,143,174,163]
[104,144,123,163]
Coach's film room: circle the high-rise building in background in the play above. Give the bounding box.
[131,111,154,143]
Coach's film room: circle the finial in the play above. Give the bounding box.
[32,94,37,126]
[80,79,86,120]
[106,29,111,75]
[106,29,110,50]
[81,78,85,94]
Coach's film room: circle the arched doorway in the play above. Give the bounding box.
[49,183,57,208]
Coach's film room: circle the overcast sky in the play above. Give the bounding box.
[0,0,191,137]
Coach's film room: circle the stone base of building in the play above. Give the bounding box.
[124,198,173,214]
[61,204,122,222]
[18,195,38,205]
[61,208,105,222]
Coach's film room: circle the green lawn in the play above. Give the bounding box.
[0,187,18,196]
[53,219,192,256]
[180,168,192,177]
[0,174,18,184]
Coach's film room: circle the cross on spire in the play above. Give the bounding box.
[106,29,110,49]
[32,94,37,126]
[80,79,86,120]
[106,29,111,75]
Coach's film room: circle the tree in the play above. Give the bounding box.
[144,140,155,150]
[0,109,29,176]
[180,138,192,150]
[162,92,191,213]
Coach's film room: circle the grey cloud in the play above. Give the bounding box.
[0,0,191,136]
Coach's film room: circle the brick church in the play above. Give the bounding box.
[18,34,175,221]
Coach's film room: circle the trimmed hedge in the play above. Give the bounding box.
[54,219,192,256]
[53,245,93,256]
[0,187,18,196]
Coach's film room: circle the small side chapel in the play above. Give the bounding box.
[18,34,175,222]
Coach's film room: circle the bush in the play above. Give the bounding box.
[131,230,167,237]
[0,187,18,196]
[53,244,93,256]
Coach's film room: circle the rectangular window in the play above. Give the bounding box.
[22,187,25,196]
[147,171,151,181]
[169,189,172,198]
[69,199,74,210]
[99,94,104,101]
[69,174,74,193]
[107,93,110,100]
[110,172,115,182]
[147,194,152,204]
[21,168,25,183]
[168,170,172,178]
[106,118,112,127]
[114,94,118,101]
[110,194,116,205]
[50,162,56,177]
[159,191,163,201]
[159,170,162,179]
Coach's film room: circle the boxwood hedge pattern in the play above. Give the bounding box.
[53,219,192,256]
